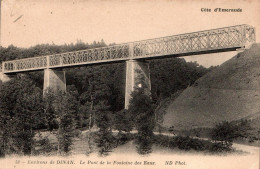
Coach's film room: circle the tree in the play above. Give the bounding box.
[114,109,133,133]
[211,120,254,148]
[211,121,236,147]
[0,75,44,155]
[128,74,155,155]
[114,109,133,146]
[43,89,58,131]
[233,119,253,139]
[149,58,209,103]
[43,88,78,155]
[95,101,114,155]
[56,91,77,154]
[0,41,213,156]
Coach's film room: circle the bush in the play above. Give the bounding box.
[153,134,232,153]
[173,136,208,151]
[73,129,82,138]
[95,131,116,156]
[13,130,35,155]
[39,137,53,152]
[35,136,54,155]
[128,77,156,155]
[95,110,115,155]
[81,120,88,128]
[0,144,5,158]
[48,119,59,131]
[248,137,255,143]
[153,135,171,147]
[116,133,135,146]
[135,130,154,154]
[114,109,133,133]
[211,121,236,148]
[208,142,231,152]
[59,113,75,154]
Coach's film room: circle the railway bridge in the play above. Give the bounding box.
[0,24,256,108]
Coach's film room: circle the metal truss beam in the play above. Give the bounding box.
[1,24,255,74]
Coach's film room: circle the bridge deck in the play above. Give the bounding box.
[1,24,255,74]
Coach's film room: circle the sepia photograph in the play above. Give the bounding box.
[0,0,259,169]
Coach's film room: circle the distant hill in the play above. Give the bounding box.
[162,43,260,130]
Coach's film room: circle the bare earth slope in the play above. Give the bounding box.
[163,43,260,130]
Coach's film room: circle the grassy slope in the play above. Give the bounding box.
[162,43,260,130]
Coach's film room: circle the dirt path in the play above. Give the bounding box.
[233,142,260,155]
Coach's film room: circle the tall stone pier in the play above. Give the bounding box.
[43,69,66,94]
[0,72,11,83]
[124,60,151,109]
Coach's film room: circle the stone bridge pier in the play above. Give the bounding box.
[1,62,151,110]
[0,72,11,82]
[124,60,151,109]
[0,24,255,109]
[42,60,151,109]
[43,69,66,94]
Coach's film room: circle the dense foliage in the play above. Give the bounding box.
[114,109,133,133]
[153,134,232,153]
[0,75,44,155]
[0,41,210,112]
[128,74,155,155]
[53,90,77,154]
[0,41,213,156]
[149,58,209,102]
[211,120,253,148]
[94,102,115,155]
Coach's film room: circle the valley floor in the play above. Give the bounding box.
[0,138,259,169]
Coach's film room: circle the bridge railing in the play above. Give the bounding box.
[2,56,48,73]
[1,24,255,73]
[48,43,129,68]
[2,43,130,73]
[132,24,255,58]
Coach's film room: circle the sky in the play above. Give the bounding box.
[1,0,260,67]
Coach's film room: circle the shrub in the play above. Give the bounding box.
[135,130,154,154]
[48,119,59,131]
[73,129,82,138]
[59,113,74,154]
[34,134,54,155]
[208,142,231,152]
[153,134,232,153]
[153,135,171,147]
[0,143,5,158]
[95,131,116,156]
[114,109,133,133]
[13,129,35,155]
[211,121,236,148]
[116,133,135,146]
[174,136,192,151]
[128,76,156,155]
[95,110,115,155]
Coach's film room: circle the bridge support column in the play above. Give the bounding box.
[43,69,66,95]
[0,72,11,83]
[125,60,151,109]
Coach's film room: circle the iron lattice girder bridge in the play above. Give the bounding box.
[1,24,255,74]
